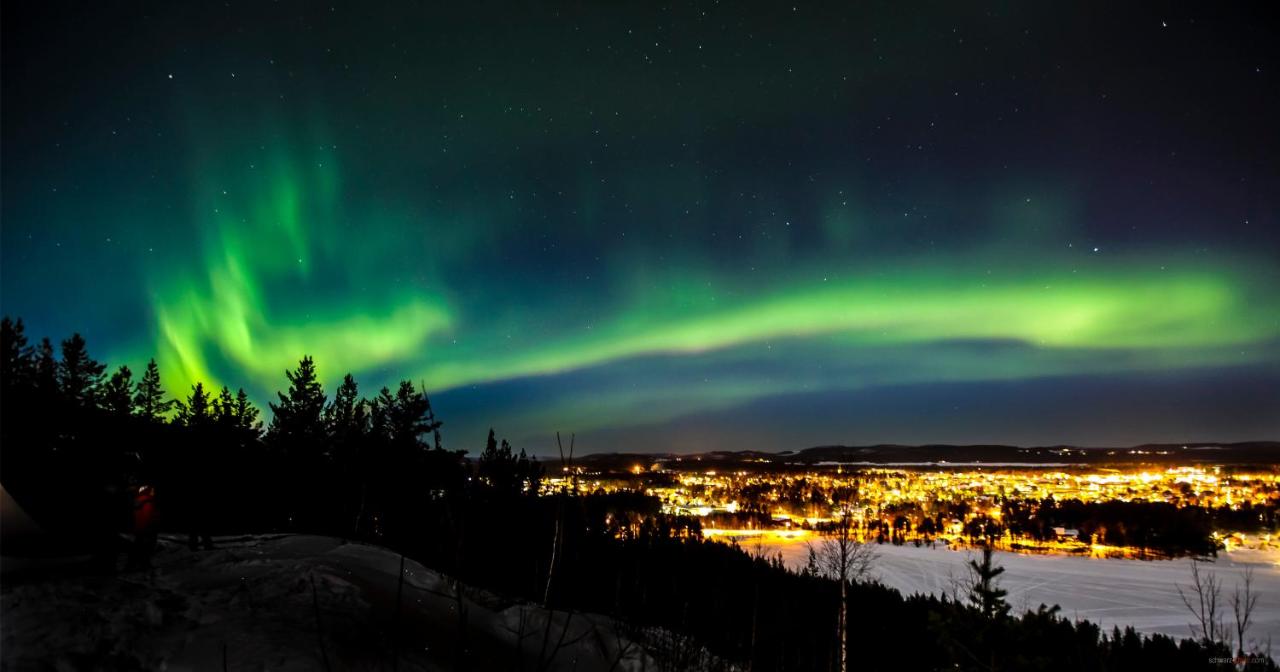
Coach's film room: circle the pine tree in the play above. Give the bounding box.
[375,380,437,450]
[268,356,327,452]
[482,429,502,469]
[479,429,520,493]
[805,545,820,577]
[0,318,34,449]
[58,333,105,407]
[214,385,236,427]
[516,447,542,495]
[132,359,173,421]
[34,338,58,399]
[370,385,394,444]
[1,317,33,393]
[177,382,213,427]
[395,380,427,448]
[967,546,1010,619]
[102,365,135,416]
[325,373,363,440]
[422,386,443,451]
[482,428,499,459]
[233,388,262,434]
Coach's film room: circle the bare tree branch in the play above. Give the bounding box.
[1231,566,1259,657]
[814,496,876,672]
[1177,559,1226,647]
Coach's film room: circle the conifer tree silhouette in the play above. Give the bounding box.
[102,365,134,417]
[57,333,104,407]
[268,356,327,451]
[133,359,173,422]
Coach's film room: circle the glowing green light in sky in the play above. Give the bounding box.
[141,134,1279,404]
[5,2,1278,450]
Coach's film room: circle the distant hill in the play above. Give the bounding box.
[791,442,1280,465]
[572,441,1280,471]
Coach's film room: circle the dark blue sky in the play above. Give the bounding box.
[3,2,1277,453]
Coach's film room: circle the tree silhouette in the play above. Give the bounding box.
[233,388,262,434]
[423,386,444,451]
[268,356,327,452]
[816,497,876,672]
[102,365,134,417]
[967,546,1010,619]
[1,317,33,394]
[1,318,36,472]
[57,333,105,407]
[133,359,173,422]
[168,381,217,550]
[516,448,541,496]
[479,429,524,496]
[375,380,438,450]
[804,545,820,577]
[204,385,262,437]
[322,373,368,534]
[33,338,55,384]
[176,382,213,427]
[479,428,501,467]
[213,385,236,427]
[266,357,330,530]
[325,373,366,447]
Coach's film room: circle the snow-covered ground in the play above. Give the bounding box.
[2,535,659,671]
[746,538,1280,649]
[6,532,1277,668]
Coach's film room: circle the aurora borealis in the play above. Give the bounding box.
[2,3,1277,452]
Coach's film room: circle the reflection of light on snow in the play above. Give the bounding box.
[703,528,813,543]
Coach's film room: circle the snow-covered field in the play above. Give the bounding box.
[1,535,659,671]
[750,538,1280,648]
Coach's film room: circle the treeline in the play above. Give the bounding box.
[1210,501,1280,534]
[1,317,1271,670]
[1002,499,1221,556]
[1,317,502,546]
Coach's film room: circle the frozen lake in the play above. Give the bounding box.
[741,538,1280,649]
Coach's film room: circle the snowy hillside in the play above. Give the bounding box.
[2,535,674,671]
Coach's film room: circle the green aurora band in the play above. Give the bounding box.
[137,141,1280,425]
[4,2,1279,448]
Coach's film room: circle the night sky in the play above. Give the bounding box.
[3,3,1278,453]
